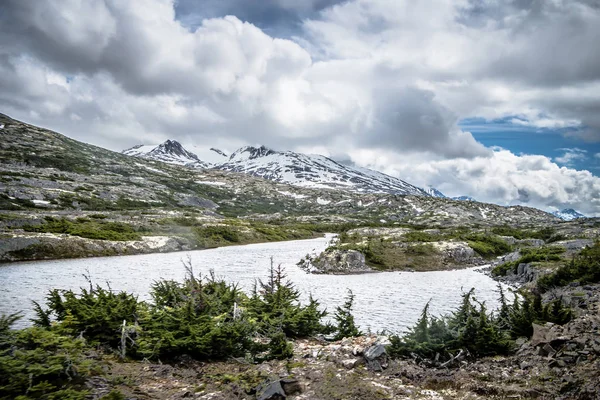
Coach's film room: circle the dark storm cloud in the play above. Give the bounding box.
[365,86,489,158]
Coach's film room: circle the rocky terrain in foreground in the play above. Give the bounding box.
[85,283,600,400]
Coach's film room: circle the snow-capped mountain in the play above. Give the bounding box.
[552,209,586,221]
[123,140,209,167]
[425,187,446,198]
[122,142,429,195]
[217,145,429,196]
[453,195,476,202]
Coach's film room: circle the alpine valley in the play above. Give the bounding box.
[1,113,597,266]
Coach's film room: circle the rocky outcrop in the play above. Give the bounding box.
[430,241,483,265]
[298,249,371,274]
[0,232,193,262]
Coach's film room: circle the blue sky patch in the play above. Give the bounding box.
[460,118,600,173]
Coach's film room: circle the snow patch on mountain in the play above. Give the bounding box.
[453,196,476,202]
[218,145,429,196]
[425,187,446,198]
[551,209,586,221]
[123,140,208,167]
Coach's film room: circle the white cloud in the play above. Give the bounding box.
[554,148,588,166]
[348,148,600,217]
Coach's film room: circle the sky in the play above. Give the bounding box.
[0,0,599,215]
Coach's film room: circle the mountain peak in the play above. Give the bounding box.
[230,145,277,161]
[426,187,446,198]
[122,140,206,167]
[552,208,586,221]
[219,146,429,196]
[152,140,198,161]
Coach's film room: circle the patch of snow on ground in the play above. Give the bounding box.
[195,181,226,186]
[335,199,351,205]
[32,199,50,205]
[316,198,331,205]
[135,163,167,175]
[479,207,488,219]
[278,190,308,199]
[142,236,170,249]
[405,199,424,213]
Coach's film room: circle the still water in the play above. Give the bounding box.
[0,234,506,332]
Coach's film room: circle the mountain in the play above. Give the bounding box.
[121,142,431,196]
[217,145,430,196]
[122,140,209,167]
[453,196,476,202]
[552,209,586,221]
[425,187,446,198]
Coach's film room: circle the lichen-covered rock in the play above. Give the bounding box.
[299,249,371,274]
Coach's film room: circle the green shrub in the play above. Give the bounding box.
[194,225,241,246]
[246,261,333,339]
[0,320,98,399]
[466,234,512,258]
[24,217,141,241]
[388,286,572,363]
[403,231,436,242]
[32,285,140,348]
[332,290,361,340]
[537,242,600,291]
[492,246,565,276]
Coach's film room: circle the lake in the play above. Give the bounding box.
[0,234,507,332]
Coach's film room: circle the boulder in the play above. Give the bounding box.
[307,249,371,274]
[341,358,362,369]
[280,378,302,396]
[364,343,388,371]
[531,323,556,346]
[256,379,286,400]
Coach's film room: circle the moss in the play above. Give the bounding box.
[23,217,141,241]
[466,234,512,258]
[492,246,566,276]
[403,231,437,242]
[537,242,600,291]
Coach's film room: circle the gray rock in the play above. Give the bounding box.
[280,378,302,395]
[256,379,286,400]
[307,249,371,274]
[364,343,388,371]
[532,323,555,346]
[341,358,361,369]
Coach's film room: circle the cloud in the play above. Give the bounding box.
[303,0,600,140]
[0,0,599,213]
[348,148,600,216]
[554,148,588,166]
[0,0,487,159]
